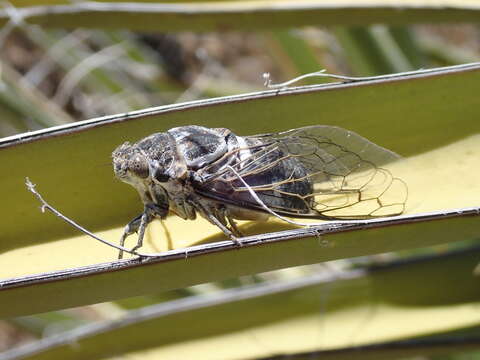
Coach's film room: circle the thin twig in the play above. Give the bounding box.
[25,177,150,257]
[262,68,437,89]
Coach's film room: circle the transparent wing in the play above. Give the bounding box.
[195,126,408,220]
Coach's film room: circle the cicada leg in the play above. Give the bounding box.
[119,214,142,259]
[192,200,243,246]
[118,206,155,259]
[225,213,244,237]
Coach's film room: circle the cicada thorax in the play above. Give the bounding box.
[168,126,231,170]
[152,126,234,220]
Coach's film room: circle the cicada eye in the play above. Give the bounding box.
[129,155,149,179]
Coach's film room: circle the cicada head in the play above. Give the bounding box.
[113,132,187,186]
[112,142,150,185]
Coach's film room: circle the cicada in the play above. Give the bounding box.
[112,125,407,258]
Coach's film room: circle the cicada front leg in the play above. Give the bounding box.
[118,204,166,259]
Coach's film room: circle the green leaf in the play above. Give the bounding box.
[2,1,480,31]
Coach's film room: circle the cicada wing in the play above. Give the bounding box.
[198,126,408,220]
